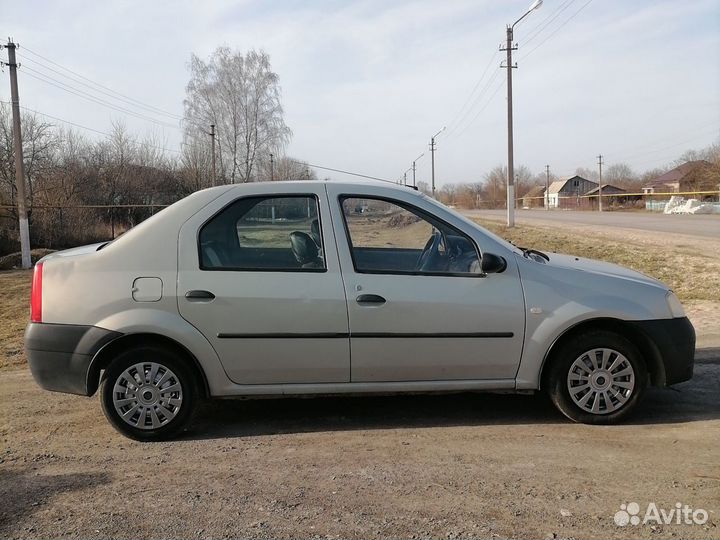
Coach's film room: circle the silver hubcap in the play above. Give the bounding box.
[112,362,183,430]
[567,348,635,415]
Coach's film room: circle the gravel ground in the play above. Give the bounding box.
[1,361,719,540]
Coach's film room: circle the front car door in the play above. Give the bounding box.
[326,184,525,383]
[177,184,349,385]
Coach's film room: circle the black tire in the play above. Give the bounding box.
[545,330,648,424]
[100,346,198,441]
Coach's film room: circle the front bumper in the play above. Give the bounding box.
[25,323,121,396]
[632,317,695,386]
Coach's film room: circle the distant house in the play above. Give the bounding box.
[584,184,637,209]
[642,160,714,195]
[546,175,598,208]
[521,185,546,208]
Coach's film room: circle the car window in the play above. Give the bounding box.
[341,197,481,275]
[199,195,325,271]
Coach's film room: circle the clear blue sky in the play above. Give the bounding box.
[3,0,719,184]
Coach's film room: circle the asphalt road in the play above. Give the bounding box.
[463,209,720,238]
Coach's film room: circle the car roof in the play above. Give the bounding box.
[206,179,424,196]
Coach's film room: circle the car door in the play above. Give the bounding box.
[177,185,350,385]
[326,186,525,382]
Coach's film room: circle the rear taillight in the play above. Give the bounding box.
[31,262,43,323]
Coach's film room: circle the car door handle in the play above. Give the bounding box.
[185,290,215,301]
[356,294,386,305]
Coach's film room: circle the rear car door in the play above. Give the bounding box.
[326,186,525,382]
[177,185,349,385]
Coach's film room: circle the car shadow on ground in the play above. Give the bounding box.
[0,468,110,534]
[186,361,720,440]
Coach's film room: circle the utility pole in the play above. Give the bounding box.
[429,127,445,197]
[501,28,518,226]
[3,40,31,268]
[209,124,216,187]
[269,153,274,181]
[597,154,604,212]
[502,0,543,227]
[545,164,550,210]
[412,153,424,188]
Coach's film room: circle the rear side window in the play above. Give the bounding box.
[199,195,325,271]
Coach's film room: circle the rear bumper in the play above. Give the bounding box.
[25,323,121,396]
[632,317,695,386]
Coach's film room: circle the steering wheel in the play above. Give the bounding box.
[415,230,448,272]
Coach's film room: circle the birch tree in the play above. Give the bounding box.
[183,47,292,184]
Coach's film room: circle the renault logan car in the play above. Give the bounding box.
[25,180,695,440]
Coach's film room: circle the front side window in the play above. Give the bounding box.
[199,195,325,271]
[341,197,480,275]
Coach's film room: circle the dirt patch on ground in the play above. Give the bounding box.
[1,366,719,539]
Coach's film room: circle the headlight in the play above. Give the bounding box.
[666,291,686,318]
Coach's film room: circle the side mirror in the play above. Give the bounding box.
[481,252,507,274]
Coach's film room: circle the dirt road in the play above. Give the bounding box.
[1,361,719,540]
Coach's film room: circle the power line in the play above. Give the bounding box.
[520,0,595,61]
[0,101,183,155]
[444,50,499,135]
[20,67,181,130]
[0,101,399,183]
[287,159,396,184]
[442,1,577,141]
[441,2,586,143]
[20,45,182,120]
[601,119,720,161]
[521,0,577,46]
[447,73,505,140]
[607,128,720,164]
[444,0,595,143]
[17,54,183,120]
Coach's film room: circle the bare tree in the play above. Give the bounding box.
[0,103,57,209]
[455,182,484,208]
[514,164,534,199]
[183,47,292,184]
[179,138,212,193]
[484,165,507,208]
[256,155,317,181]
[603,163,636,188]
[575,166,599,182]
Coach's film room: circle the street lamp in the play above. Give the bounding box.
[429,126,446,197]
[504,0,542,227]
[412,153,425,188]
[402,166,412,186]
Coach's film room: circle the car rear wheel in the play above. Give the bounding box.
[100,346,197,441]
[545,330,647,424]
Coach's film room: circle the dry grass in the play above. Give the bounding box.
[0,270,31,369]
[472,219,720,303]
[0,248,55,270]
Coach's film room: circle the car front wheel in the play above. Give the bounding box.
[100,346,197,441]
[545,330,648,424]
